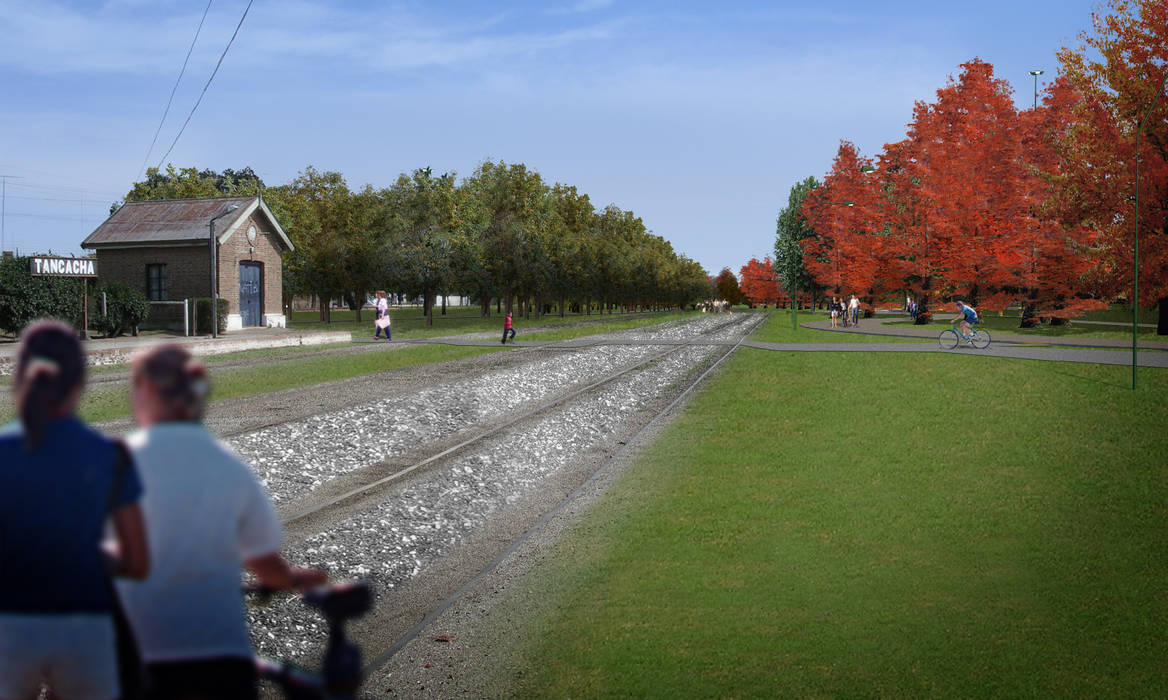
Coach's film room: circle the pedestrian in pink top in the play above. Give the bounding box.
[502,313,515,344]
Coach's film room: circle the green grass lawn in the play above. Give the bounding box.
[0,344,500,425]
[288,307,678,339]
[503,348,1168,697]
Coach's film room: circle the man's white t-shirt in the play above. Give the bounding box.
[116,423,282,662]
[849,297,859,310]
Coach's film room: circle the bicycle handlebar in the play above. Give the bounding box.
[246,580,373,700]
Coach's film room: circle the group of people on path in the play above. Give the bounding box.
[829,295,861,329]
[0,320,327,700]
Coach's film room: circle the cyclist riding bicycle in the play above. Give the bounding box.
[952,300,979,339]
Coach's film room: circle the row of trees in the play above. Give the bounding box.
[771,0,1168,330]
[120,163,712,324]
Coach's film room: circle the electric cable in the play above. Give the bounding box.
[154,0,254,170]
[138,0,214,180]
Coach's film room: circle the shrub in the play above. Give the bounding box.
[93,282,150,338]
[0,255,84,336]
[195,297,229,335]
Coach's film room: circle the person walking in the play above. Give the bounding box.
[0,320,150,700]
[849,294,860,326]
[117,345,327,700]
[373,290,391,340]
[502,312,515,344]
[829,297,839,328]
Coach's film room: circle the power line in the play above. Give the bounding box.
[0,165,124,192]
[155,0,254,171]
[7,180,124,198]
[138,0,214,180]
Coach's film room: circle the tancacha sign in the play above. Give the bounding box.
[29,256,98,277]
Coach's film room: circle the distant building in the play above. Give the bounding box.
[82,196,293,330]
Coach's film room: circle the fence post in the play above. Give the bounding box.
[184,298,190,337]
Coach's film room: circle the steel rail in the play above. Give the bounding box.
[359,312,765,676]
[277,315,754,526]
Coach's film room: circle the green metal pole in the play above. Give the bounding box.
[1132,77,1166,390]
[791,283,797,331]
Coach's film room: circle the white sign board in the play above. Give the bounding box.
[29,256,98,278]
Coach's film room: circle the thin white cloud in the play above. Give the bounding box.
[547,0,615,15]
[0,0,620,76]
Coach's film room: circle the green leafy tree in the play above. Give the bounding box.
[383,168,463,326]
[264,167,363,322]
[93,281,149,337]
[113,165,265,213]
[0,256,84,335]
[775,176,821,308]
[713,267,744,305]
[462,161,552,316]
[547,184,596,316]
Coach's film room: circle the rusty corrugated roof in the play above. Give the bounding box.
[81,196,258,248]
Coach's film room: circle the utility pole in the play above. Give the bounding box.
[0,175,23,253]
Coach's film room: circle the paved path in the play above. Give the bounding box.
[803,314,1168,350]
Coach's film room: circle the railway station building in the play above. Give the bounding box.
[82,196,294,330]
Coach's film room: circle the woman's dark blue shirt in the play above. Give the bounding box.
[0,416,142,614]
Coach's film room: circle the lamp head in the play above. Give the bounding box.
[1029,70,1044,76]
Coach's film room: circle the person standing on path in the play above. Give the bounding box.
[829,297,839,328]
[0,320,150,700]
[373,290,391,340]
[502,313,516,344]
[849,295,860,326]
[117,345,327,699]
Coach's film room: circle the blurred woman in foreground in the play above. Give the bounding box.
[0,320,149,700]
[117,344,326,700]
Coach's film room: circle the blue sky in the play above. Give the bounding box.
[0,0,1098,276]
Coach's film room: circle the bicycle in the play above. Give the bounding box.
[938,323,991,350]
[248,580,372,699]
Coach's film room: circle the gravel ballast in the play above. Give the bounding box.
[219,314,758,686]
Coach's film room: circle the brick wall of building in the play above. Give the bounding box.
[216,212,286,317]
[95,245,211,302]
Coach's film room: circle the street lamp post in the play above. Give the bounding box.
[1132,72,1168,390]
[1028,70,1044,110]
[208,204,239,338]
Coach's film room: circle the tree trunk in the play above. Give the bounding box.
[441,295,447,316]
[481,294,490,318]
[560,296,566,318]
[426,291,434,327]
[504,291,513,316]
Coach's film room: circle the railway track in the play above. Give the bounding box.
[276,314,754,527]
[359,311,763,679]
[243,312,764,684]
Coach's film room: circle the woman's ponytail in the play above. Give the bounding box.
[14,321,86,451]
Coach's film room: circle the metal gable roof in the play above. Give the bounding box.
[81,196,293,251]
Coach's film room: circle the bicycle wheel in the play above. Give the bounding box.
[972,329,991,349]
[938,329,959,350]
